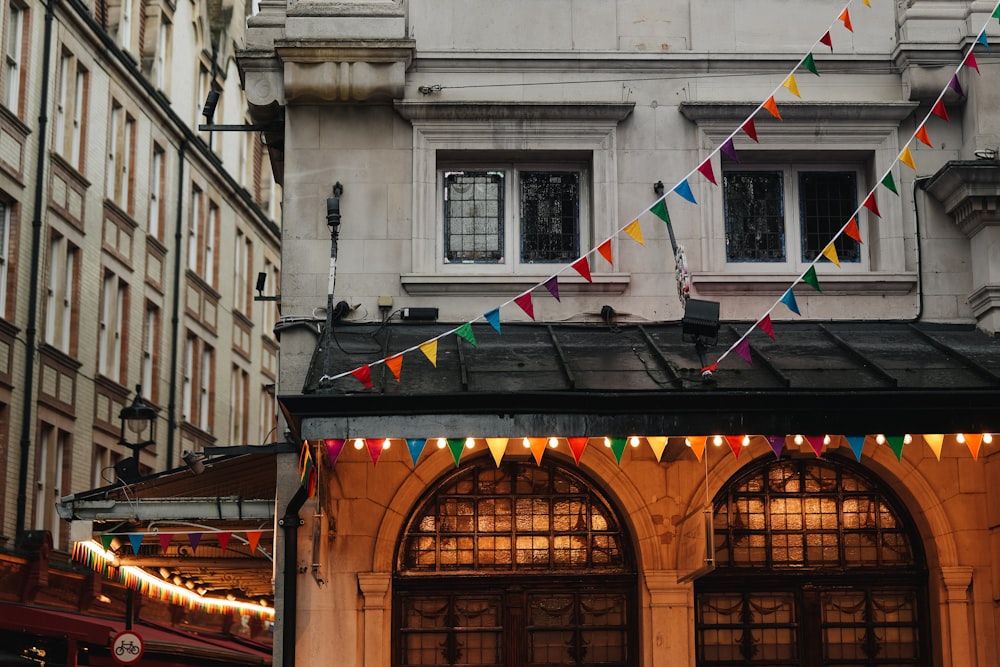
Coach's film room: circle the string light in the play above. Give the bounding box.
[383,438,392,450]
[436,438,447,449]
[823,435,831,445]
[956,433,966,444]
[794,435,804,445]
[684,438,692,447]
[712,436,723,447]
[523,437,532,449]
[875,434,886,445]
[985,433,994,445]
[353,438,364,450]
[604,437,612,448]
[903,434,912,445]
[741,435,750,447]
[629,436,641,448]
[548,437,559,449]
[465,437,476,449]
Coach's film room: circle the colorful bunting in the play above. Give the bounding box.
[994,4,1000,20]
[129,534,143,555]
[821,244,840,267]
[734,338,752,365]
[514,292,535,320]
[766,435,785,458]
[188,533,202,552]
[886,435,905,461]
[924,434,944,460]
[758,314,775,339]
[915,125,932,147]
[977,31,990,52]
[762,96,782,120]
[217,532,232,552]
[965,51,980,74]
[846,435,866,461]
[880,171,899,196]
[844,217,863,243]
[650,199,670,224]
[862,192,881,217]
[447,438,465,467]
[419,340,438,367]
[484,309,502,334]
[386,354,403,382]
[899,145,917,171]
[931,99,949,122]
[646,436,668,462]
[608,437,628,465]
[571,257,593,282]
[324,438,346,466]
[675,179,697,204]
[486,438,508,467]
[687,436,707,462]
[455,322,477,347]
[839,8,853,32]
[624,219,645,245]
[406,438,427,466]
[780,289,801,315]
[528,437,547,465]
[948,74,965,98]
[726,436,744,460]
[802,266,822,292]
[246,531,262,555]
[802,53,819,76]
[804,436,825,457]
[158,533,172,553]
[697,160,717,185]
[351,364,373,388]
[820,31,833,50]
[299,441,316,496]
[100,534,114,551]
[568,437,588,464]
[543,276,561,301]
[782,74,801,98]
[366,438,385,465]
[742,118,759,142]
[965,434,984,460]
[597,239,614,266]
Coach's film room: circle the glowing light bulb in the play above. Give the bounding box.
[436,438,447,449]
[382,439,391,450]
[523,437,531,449]
[875,434,885,445]
[685,438,692,448]
[903,434,912,445]
[823,435,831,445]
[741,435,750,447]
[956,433,966,444]
[353,438,364,450]
[465,437,476,449]
[793,435,803,445]
[548,437,559,449]
[629,436,641,448]
[713,436,723,447]
[984,433,994,445]
[604,437,612,448]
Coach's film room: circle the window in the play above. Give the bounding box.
[230,365,248,445]
[98,271,128,382]
[44,233,78,353]
[199,344,213,432]
[182,333,214,432]
[3,3,24,114]
[106,101,136,213]
[54,51,89,171]
[234,229,251,314]
[259,259,278,337]
[258,384,276,443]
[34,424,70,547]
[141,303,159,402]
[0,201,11,319]
[149,145,166,240]
[117,0,132,49]
[187,187,218,286]
[723,166,861,266]
[154,13,170,91]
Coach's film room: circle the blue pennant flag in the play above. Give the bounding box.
[780,289,800,315]
[674,179,697,204]
[846,435,866,461]
[978,31,990,51]
[484,308,501,334]
[406,438,427,467]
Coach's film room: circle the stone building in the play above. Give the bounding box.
[240,1,1000,666]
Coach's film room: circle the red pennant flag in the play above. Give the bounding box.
[158,533,172,553]
[366,438,385,465]
[697,160,717,185]
[862,193,881,217]
[726,436,745,460]
[742,118,759,142]
[931,99,949,122]
[351,365,373,388]
[217,532,232,552]
[844,217,863,243]
[805,436,825,457]
[820,31,833,50]
[702,362,718,374]
[915,125,933,147]
[758,314,775,339]
[762,96,782,120]
[514,292,535,320]
[965,51,980,74]
[597,239,614,266]
[839,8,853,31]
[568,437,588,464]
[246,531,262,554]
[571,257,593,282]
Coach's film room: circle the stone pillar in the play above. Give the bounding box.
[358,572,391,667]
[645,571,695,666]
[940,566,976,667]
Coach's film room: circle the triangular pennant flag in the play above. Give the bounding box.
[802,266,822,292]
[514,292,536,320]
[844,217,863,243]
[217,532,232,552]
[447,439,465,467]
[299,441,314,488]
[385,354,403,382]
[931,99,949,122]
[802,53,819,76]
[821,244,840,267]
[351,364,373,388]
[486,438,508,467]
[726,436,744,460]
[804,436,825,457]
[720,138,740,162]
[734,338,752,365]
[455,322,477,347]
[246,531,262,554]
[623,219,645,245]
[406,438,427,466]
[782,74,801,98]
[419,340,438,367]
[964,51,980,74]
[158,533,172,553]
[766,435,785,458]
[977,31,990,52]
[597,239,614,266]
[762,96,782,120]
[899,146,917,171]
[701,362,718,375]
[862,192,881,217]
[528,437,548,465]
[880,172,899,196]
[568,437,588,464]
[780,289,801,315]
[839,8,853,32]
[846,435,866,461]
[915,125,932,147]
[674,179,697,204]
[820,31,833,50]
[571,257,593,282]
[697,160,717,185]
[609,437,628,465]
[543,276,561,301]
[324,438,346,466]
[188,533,202,552]
[862,0,871,7]
[128,534,143,555]
[965,434,984,460]
[923,434,944,460]
[758,314,775,339]
[366,438,385,465]
[687,436,707,462]
[885,435,905,461]
[650,198,670,223]
[646,436,669,462]
[742,118,759,142]
[483,309,502,335]
[100,534,115,551]
[948,74,965,98]
[994,4,1000,19]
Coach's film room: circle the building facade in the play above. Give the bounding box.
[240,0,1000,666]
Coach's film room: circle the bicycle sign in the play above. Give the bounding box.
[111,630,144,665]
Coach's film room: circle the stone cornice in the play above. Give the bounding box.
[679,101,919,124]
[923,160,1000,237]
[394,101,635,122]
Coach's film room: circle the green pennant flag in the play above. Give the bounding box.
[885,435,905,462]
[455,322,477,347]
[609,437,628,465]
[993,4,1000,19]
[803,53,819,76]
[881,171,899,195]
[100,534,114,551]
[447,438,465,467]
[802,266,822,292]
[650,199,670,224]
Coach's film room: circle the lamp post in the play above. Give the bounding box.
[117,385,157,483]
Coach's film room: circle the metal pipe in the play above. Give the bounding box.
[278,485,309,667]
[166,139,188,468]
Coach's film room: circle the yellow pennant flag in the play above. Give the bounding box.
[623,219,645,245]
[821,243,840,267]
[899,145,917,171]
[486,438,508,467]
[419,340,438,367]
[646,436,668,462]
[783,74,801,98]
[923,434,944,460]
[687,436,707,462]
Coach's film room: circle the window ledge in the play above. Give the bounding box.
[693,272,917,296]
[401,273,631,296]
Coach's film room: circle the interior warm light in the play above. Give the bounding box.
[383,439,392,450]
[741,435,750,447]
[629,436,641,448]
[353,438,364,450]
[548,437,559,448]
[685,438,692,447]
[604,437,612,448]
[984,433,994,445]
[875,434,886,445]
[823,435,831,445]
[903,434,912,445]
[436,438,447,449]
[712,435,723,447]
[956,433,966,444]
[523,437,531,449]
[793,435,804,445]
[465,437,476,449]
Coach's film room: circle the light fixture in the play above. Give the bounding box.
[465,438,475,449]
[876,434,886,445]
[741,435,750,447]
[353,438,364,450]
[794,434,803,445]
[548,437,559,449]
[182,450,207,475]
[681,299,721,375]
[985,433,994,444]
[383,439,392,450]
[903,434,913,445]
[629,436,641,448]
[956,433,966,444]
[436,438,447,449]
[712,435,723,447]
[116,385,157,484]
[202,89,220,122]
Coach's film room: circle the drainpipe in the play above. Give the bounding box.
[16,0,57,540]
[166,140,188,468]
[278,484,309,667]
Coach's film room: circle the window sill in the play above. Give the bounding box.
[693,272,917,296]
[401,273,631,296]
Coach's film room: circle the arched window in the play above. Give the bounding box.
[395,458,637,667]
[696,456,929,666]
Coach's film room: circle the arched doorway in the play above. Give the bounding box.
[696,456,930,666]
[393,457,638,667]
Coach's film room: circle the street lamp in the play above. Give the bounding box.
[116,385,157,483]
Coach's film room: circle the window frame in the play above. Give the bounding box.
[44,232,79,354]
[0,200,12,320]
[54,48,89,171]
[106,100,136,213]
[149,144,166,240]
[3,2,25,115]
[97,270,128,383]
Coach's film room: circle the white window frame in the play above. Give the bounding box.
[182,335,194,422]
[230,365,248,445]
[206,202,218,287]
[141,303,158,401]
[149,145,165,239]
[188,186,202,269]
[44,234,76,352]
[155,15,170,92]
[0,201,10,318]
[4,3,24,112]
[199,345,212,432]
[98,271,127,382]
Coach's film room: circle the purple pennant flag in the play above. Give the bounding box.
[734,338,752,365]
[484,308,501,334]
[543,276,561,301]
[324,438,346,465]
[948,74,965,97]
[674,179,697,204]
[188,533,202,552]
[720,138,740,163]
[766,435,785,458]
[780,289,800,315]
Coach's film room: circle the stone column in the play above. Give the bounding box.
[358,572,391,667]
[940,566,976,667]
[645,571,695,666]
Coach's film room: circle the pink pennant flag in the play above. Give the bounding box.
[862,193,881,217]
[351,365,373,388]
[385,354,403,382]
[514,292,535,320]
[805,436,825,457]
[697,159,717,185]
[931,99,949,122]
[820,31,833,50]
[742,118,759,142]
[246,531,262,554]
[324,438,346,465]
[762,96,782,120]
[839,8,853,32]
[965,51,980,74]
[758,314,775,339]
[571,257,593,282]
[915,125,933,147]
[720,138,740,162]
[844,217,863,243]
[734,338,752,365]
[597,239,614,266]
[543,276,561,301]
[217,532,232,552]
[158,533,173,553]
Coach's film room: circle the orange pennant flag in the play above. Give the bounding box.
[762,96,782,120]
[915,125,932,147]
[821,244,840,266]
[782,74,801,98]
[385,354,403,382]
[419,340,438,367]
[839,8,853,32]
[623,219,645,245]
[923,434,944,460]
[646,436,668,462]
[528,437,547,465]
[965,434,984,460]
[486,438,508,467]
[899,145,917,171]
[687,436,707,462]
[844,217,863,243]
[597,239,614,266]
[246,531,263,555]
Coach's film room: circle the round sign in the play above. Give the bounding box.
[111,630,144,665]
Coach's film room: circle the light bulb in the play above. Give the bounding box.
[436,438,447,449]
[604,437,612,448]
[713,435,723,447]
[903,434,912,445]
[465,437,476,449]
[794,435,803,445]
[956,433,966,444]
[823,435,831,445]
[875,434,885,445]
[548,437,559,448]
[685,438,692,448]
[629,436,641,448]
[523,437,531,449]
[984,433,994,445]
[353,438,364,450]
[741,435,750,447]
